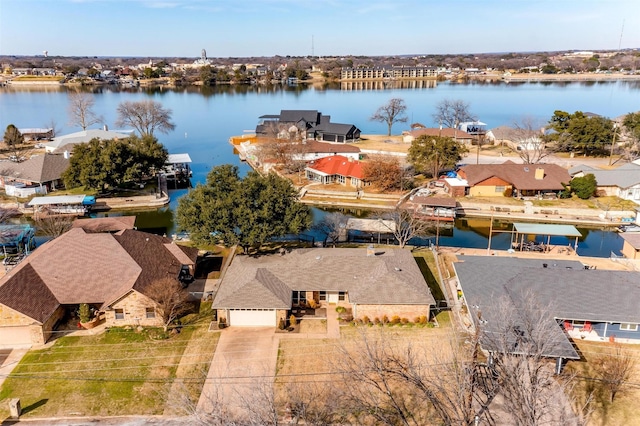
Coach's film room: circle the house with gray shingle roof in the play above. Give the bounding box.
[0,226,198,347]
[569,162,640,204]
[213,247,435,327]
[454,256,640,362]
[43,128,134,154]
[0,153,70,196]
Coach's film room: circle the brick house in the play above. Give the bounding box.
[213,247,435,327]
[457,162,570,198]
[0,227,198,347]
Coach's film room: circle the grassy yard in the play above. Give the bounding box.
[0,315,218,420]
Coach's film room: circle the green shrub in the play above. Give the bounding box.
[419,315,428,324]
[289,314,297,326]
[570,174,597,199]
[390,315,401,325]
[336,306,346,314]
[79,303,91,323]
[278,318,286,330]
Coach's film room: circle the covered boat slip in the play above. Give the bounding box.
[510,223,582,253]
[28,195,95,215]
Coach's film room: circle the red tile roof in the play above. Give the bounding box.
[306,155,364,179]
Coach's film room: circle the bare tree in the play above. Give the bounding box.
[67,92,103,131]
[116,100,176,137]
[312,211,348,246]
[0,207,21,224]
[377,207,434,248]
[35,211,74,237]
[593,343,635,403]
[512,117,550,164]
[145,277,193,331]
[370,98,408,136]
[336,326,485,425]
[484,292,582,426]
[432,99,474,129]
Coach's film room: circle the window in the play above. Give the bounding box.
[319,291,327,301]
[620,323,638,331]
[338,291,346,301]
[292,291,307,305]
[495,186,505,193]
[114,309,125,320]
[145,308,156,319]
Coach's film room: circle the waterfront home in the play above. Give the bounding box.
[294,140,361,161]
[213,247,435,327]
[305,155,368,187]
[619,232,640,259]
[0,153,69,196]
[402,128,474,144]
[256,110,360,143]
[457,162,570,198]
[43,128,134,154]
[0,227,198,346]
[17,128,54,141]
[485,125,545,151]
[454,256,640,365]
[569,163,640,204]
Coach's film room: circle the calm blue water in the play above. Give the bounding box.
[2,81,636,256]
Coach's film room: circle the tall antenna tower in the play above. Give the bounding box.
[618,19,625,51]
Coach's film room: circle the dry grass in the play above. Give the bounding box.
[565,340,640,425]
[349,134,409,153]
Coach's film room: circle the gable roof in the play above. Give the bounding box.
[72,216,137,233]
[408,128,473,139]
[213,248,435,309]
[0,154,69,183]
[279,110,320,125]
[454,256,640,359]
[0,228,198,322]
[459,163,570,191]
[302,140,360,154]
[0,264,59,323]
[43,129,133,152]
[305,155,364,179]
[570,163,640,188]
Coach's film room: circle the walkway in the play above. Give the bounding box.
[0,348,29,389]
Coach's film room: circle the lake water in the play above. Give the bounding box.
[2,80,637,256]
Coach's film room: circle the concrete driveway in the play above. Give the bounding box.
[198,327,279,422]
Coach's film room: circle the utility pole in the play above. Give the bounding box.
[608,126,618,166]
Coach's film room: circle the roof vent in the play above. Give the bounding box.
[394,267,402,272]
[524,167,529,172]
[316,256,322,260]
[543,263,548,268]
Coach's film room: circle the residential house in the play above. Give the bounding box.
[0,227,198,346]
[569,163,640,204]
[485,125,544,151]
[457,162,570,198]
[305,155,368,187]
[620,232,640,259]
[213,247,435,327]
[294,140,361,161]
[43,128,134,154]
[17,128,54,141]
[256,110,360,143]
[402,128,473,145]
[0,153,70,196]
[455,256,640,365]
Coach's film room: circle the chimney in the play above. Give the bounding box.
[535,167,544,180]
[366,244,375,257]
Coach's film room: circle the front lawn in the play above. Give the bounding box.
[0,320,218,419]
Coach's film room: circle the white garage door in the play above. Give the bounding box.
[229,309,276,327]
[0,326,32,347]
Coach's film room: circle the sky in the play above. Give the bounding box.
[1,0,639,58]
